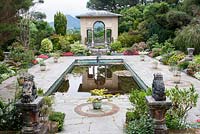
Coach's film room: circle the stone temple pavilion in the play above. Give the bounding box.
[76,10,122,48]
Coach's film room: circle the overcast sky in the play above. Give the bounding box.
[34,0,90,22]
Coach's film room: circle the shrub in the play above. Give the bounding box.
[129,90,149,119]
[126,115,153,134]
[152,48,161,57]
[70,42,87,55]
[50,34,61,51]
[194,55,200,65]
[118,32,143,48]
[40,38,53,53]
[168,52,185,65]
[9,43,35,68]
[0,100,23,131]
[166,85,198,129]
[178,61,189,70]
[146,34,159,49]
[126,89,153,134]
[0,63,16,83]
[187,62,200,75]
[161,51,176,65]
[160,39,175,55]
[59,36,71,52]
[49,112,65,131]
[174,24,200,54]
[110,41,122,51]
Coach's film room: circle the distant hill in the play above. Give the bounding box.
[49,15,80,30]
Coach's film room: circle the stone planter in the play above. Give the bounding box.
[40,65,46,71]
[140,55,145,61]
[54,57,59,63]
[152,61,158,69]
[173,69,181,84]
[92,101,102,110]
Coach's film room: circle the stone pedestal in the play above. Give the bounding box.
[15,97,48,134]
[146,96,172,134]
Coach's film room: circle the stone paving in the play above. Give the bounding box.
[1,55,200,133]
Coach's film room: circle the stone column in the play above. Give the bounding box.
[91,29,94,47]
[16,97,48,134]
[104,29,107,45]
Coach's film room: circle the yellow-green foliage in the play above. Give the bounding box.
[40,38,53,53]
[168,52,185,65]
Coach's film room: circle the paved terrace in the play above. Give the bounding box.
[0,55,200,133]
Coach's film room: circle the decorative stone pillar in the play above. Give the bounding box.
[146,73,172,134]
[91,29,94,47]
[16,97,48,134]
[104,29,107,45]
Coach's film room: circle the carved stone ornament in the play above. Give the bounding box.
[152,73,166,101]
[21,73,37,103]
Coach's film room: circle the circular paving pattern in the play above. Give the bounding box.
[165,80,192,87]
[74,102,120,117]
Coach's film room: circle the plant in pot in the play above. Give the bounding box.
[39,59,46,71]
[53,52,60,63]
[87,88,115,110]
[152,61,158,69]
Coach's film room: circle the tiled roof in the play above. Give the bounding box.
[76,10,122,18]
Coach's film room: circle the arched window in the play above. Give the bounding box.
[93,21,105,43]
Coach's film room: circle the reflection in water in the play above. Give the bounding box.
[56,64,139,95]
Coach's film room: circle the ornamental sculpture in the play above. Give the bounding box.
[21,73,37,103]
[152,73,166,101]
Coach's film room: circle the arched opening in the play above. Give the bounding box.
[93,21,105,44]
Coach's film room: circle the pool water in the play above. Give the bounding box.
[56,64,139,95]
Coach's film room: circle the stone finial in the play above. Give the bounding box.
[21,73,37,103]
[152,73,166,101]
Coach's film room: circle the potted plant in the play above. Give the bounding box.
[53,52,60,63]
[152,61,158,69]
[173,67,181,84]
[39,59,46,71]
[87,88,116,110]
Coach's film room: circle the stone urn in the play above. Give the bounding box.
[92,101,102,110]
[187,48,195,57]
[140,55,145,61]
[152,61,158,69]
[54,57,58,63]
[40,65,46,71]
[173,68,181,84]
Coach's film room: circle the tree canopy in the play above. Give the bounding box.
[87,0,140,12]
[54,12,67,35]
[0,0,34,48]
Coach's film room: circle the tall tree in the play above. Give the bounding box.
[87,0,140,12]
[54,12,67,35]
[0,0,33,48]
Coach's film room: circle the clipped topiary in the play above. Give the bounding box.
[40,38,53,53]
